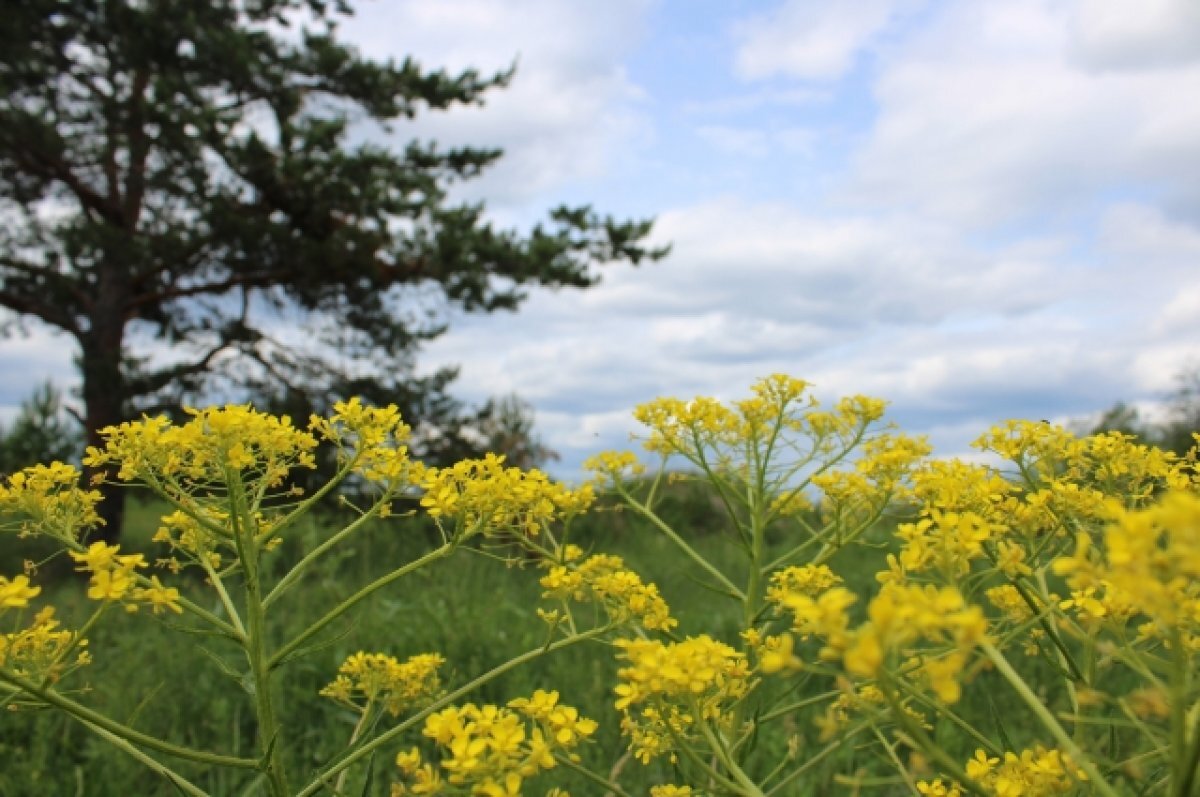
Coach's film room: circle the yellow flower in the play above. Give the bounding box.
[0,574,40,608]
[966,749,999,780]
[133,576,182,614]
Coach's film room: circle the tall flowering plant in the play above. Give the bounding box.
[0,400,617,796]
[583,376,1200,796]
[2,377,1198,796]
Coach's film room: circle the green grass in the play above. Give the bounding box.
[1,489,1099,795]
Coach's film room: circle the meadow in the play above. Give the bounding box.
[1,379,1196,796]
[2,486,897,795]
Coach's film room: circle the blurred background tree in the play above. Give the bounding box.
[0,382,82,475]
[1085,365,1200,456]
[0,0,666,539]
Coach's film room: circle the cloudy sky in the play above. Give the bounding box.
[4,0,1200,477]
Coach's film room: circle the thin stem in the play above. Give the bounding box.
[757,689,841,724]
[270,543,454,669]
[871,724,918,795]
[294,627,609,797]
[620,493,745,601]
[553,753,635,797]
[1169,629,1191,797]
[263,491,390,609]
[254,454,362,545]
[230,471,288,797]
[201,557,247,638]
[981,641,1121,797]
[334,702,375,795]
[80,716,212,797]
[61,536,242,639]
[695,714,764,797]
[41,602,107,689]
[879,678,978,792]
[0,667,258,769]
[763,720,870,796]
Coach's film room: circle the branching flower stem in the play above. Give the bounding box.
[269,542,455,669]
[0,666,258,769]
[294,626,611,797]
[981,641,1121,797]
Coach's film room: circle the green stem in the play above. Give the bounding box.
[695,714,764,797]
[1026,569,1086,684]
[981,641,1121,797]
[334,702,375,795]
[1169,629,1191,797]
[79,715,212,797]
[552,753,634,797]
[893,677,1002,756]
[294,627,609,797]
[763,720,870,796]
[879,678,979,792]
[621,494,745,601]
[871,724,918,795]
[255,458,358,545]
[230,472,288,797]
[263,491,390,609]
[270,542,454,669]
[757,689,841,724]
[41,602,107,689]
[61,536,242,640]
[201,558,247,638]
[1175,702,1200,797]
[0,666,258,769]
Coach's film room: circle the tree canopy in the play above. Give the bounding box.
[0,0,665,536]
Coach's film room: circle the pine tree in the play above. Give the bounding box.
[0,0,664,538]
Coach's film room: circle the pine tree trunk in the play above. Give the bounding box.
[79,300,128,545]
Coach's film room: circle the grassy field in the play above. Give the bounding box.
[1,486,1071,796]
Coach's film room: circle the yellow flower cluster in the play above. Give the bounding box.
[84,404,318,489]
[800,395,890,450]
[1052,490,1200,644]
[649,786,693,797]
[974,422,1192,508]
[770,584,857,661]
[68,541,181,613]
[420,454,593,537]
[614,634,750,713]
[918,745,1087,796]
[631,375,894,480]
[152,508,226,571]
[0,462,103,541]
[581,450,646,487]
[0,605,89,684]
[613,635,751,763]
[320,651,444,716]
[766,563,841,602]
[0,574,40,608]
[309,398,423,486]
[813,683,929,742]
[540,553,676,632]
[393,691,596,796]
[634,395,742,456]
[895,510,995,578]
[844,583,988,703]
[812,433,931,521]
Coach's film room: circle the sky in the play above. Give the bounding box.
[3,0,1200,478]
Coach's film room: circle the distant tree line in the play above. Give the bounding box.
[1085,366,1200,455]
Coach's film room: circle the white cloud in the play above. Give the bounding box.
[845,0,1200,227]
[0,325,79,410]
[733,0,920,81]
[695,125,816,159]
[1069,0,1200,70]
[340,0,655,210]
